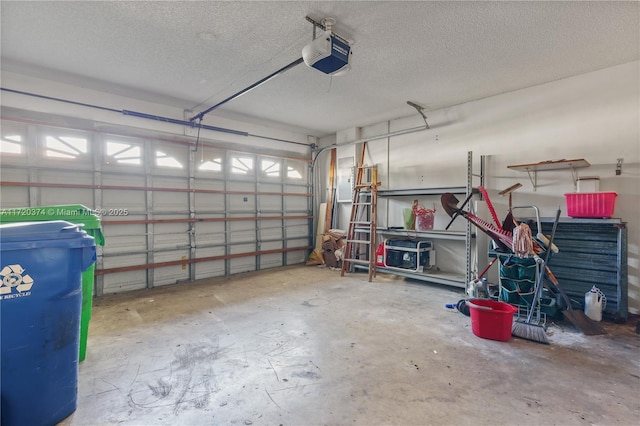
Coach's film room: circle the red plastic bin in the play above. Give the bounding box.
[565,192,617,218]
[466,299,517,342]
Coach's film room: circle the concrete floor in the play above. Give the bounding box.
[61,265,639,426]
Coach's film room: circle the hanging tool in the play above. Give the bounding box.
[511,209,560,344]
[442,192,512,252]
[499,182,522,232]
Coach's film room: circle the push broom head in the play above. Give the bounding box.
[512,320,549,344]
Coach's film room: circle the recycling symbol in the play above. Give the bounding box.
[0,264,34,295]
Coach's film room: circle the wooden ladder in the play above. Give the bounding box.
[340,163,379,282]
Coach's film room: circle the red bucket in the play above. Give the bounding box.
[466,299,517,342]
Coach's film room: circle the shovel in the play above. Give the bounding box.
[544,266,607,336]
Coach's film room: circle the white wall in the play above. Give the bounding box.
[327,61,640,314]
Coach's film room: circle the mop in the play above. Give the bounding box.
[511,209,560,344]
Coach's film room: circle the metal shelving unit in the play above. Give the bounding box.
[369,152,482,289]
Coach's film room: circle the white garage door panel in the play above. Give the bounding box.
[227,181,255,191]
[0,155,27,168]
[195,245,226,257]
[194,246,226,279]
[284,219,309,238]
[153,223,189,250]
[102,225,147,252]
[101,215,146,226]
[231,243,258,255]
[258,183,282,192]
[283,184,307,194]
[102,190,146,210]
[194,222,226,244]
[286,251,307,264]
[194,193,225,211]
[153,176,188,188]
[228,194,256,211]
[0,167,28,181]
[103,270,146,294]
[0,187,29,208]
[288,238,309,248]
[230,257,256,275]
[284,196,308,211]
[153,250,189,286]
[258,195,282,211]
[195,260,225,280]
[102,253,147,269]
[40,188,94,207]
[229,221,257,243]
[152,176,188,211]
[102,174,146,187]
[260,220,283,240]
[194,179,225,190]
[153,191,189,212]
[260,253,282,269]
[34,156,93,171]
[38,169,92,183]
[261,240,282,251]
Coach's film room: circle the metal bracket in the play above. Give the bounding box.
[616,158,623,176]
[183,110,197,137]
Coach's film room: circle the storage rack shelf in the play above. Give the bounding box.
[378,186,469,197]
[374,267,466,288]
[372,228,470,289]
[376,228,466,241]
[358,152,481,289]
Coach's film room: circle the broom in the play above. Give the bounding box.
[511,209,561,344]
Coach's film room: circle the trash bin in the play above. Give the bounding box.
[0,205,104,362]
[0,221,96,426]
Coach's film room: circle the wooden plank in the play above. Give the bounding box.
[508,158,590,172]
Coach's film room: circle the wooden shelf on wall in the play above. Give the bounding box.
[508,158,590,190]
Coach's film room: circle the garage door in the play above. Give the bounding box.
[0,118,313,295]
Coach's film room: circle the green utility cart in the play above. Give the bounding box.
[0,205,105,362]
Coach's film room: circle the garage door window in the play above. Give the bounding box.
[285,160,306,180]
[156,150,183,168]
[44,135,88,159]
[199,157,223,172]
[261,159,281,178]
[231,156,254,175]
[106,141,142,165]
[0,133,23,155]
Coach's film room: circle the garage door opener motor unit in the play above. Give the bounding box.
[302,18,352,76]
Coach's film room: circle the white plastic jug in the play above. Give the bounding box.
[584,286,605,322]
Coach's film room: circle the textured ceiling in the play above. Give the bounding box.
[1,1,638,137]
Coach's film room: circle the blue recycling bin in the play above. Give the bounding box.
[0,221,96,426]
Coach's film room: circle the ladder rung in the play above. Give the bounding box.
[351,221,371,225]
[345,239,371,244]
[343,259,373,265]
[354,202,372,206]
